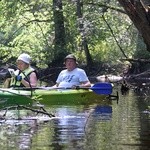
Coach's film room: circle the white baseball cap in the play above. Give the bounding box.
[17,53,31,64]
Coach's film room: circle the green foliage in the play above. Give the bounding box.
[79,1,137,62]
[0,0,144,68]
[134,34,150,59]
[0,0,54,67]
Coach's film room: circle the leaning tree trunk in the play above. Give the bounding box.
[118,0,150,51]
[76,0,93,67]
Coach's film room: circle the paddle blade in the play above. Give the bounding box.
[91,82,113,95]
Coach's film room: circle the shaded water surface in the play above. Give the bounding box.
[0,89,149,150]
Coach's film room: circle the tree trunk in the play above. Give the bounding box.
[52,0,67,65]
[118,0,150,52]
[76,0,93,67]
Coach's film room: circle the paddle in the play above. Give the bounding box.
[14,82,113,95]
[88,82,113,95]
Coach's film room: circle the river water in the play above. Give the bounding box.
[0,88,149,150]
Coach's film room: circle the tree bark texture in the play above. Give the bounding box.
[118,0,150,52]
[76,0,93,67]
[53,0,67,62]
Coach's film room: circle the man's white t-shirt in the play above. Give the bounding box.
[56,68,89,87]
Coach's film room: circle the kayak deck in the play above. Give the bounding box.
[0,88,110,108]
[33,89,109,105]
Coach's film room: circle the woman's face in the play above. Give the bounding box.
[16,60,29,71]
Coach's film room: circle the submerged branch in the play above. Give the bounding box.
[0,105,55,119]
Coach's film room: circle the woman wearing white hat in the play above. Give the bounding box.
[4,53,38,88]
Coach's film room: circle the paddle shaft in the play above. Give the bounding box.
[13,82,113,95]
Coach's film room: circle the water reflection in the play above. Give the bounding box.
[0,120,37,149]
[92,105,112,120]
[29,104,113,150]
[0,90,149,150]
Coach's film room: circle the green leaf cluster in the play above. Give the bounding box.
[0,0,139,68]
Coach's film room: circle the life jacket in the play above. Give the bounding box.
[10,67,35,88]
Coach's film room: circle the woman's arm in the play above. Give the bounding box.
[3,78,11,88]
[21,72,38,87]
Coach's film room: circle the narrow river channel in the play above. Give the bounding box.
[0,87,149,150]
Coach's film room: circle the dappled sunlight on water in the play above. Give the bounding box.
[0,89,149,150]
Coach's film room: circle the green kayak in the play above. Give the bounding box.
[0,89,109,108]
[0,83,113,108]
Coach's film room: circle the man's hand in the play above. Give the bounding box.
[72,85,80,89]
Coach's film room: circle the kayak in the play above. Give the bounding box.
[0,89,110,107]
[0,83,113,108]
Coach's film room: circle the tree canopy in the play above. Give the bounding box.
[0,0,149,70]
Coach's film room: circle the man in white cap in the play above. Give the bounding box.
[53,54,91,88]
[4,53,38,88]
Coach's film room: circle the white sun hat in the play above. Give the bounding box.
[17,53,31,64]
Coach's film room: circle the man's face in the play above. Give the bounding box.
[65,59,76,71]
